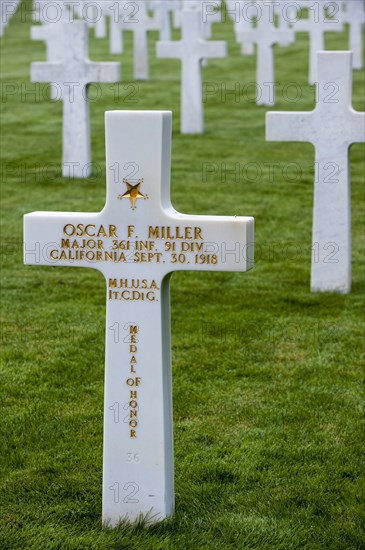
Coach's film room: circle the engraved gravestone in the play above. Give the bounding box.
[157,9,227,134]
[24,110,254,525]
[31,21,120,178]
[266,51,365,294]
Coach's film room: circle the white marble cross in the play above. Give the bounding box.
[266,51,364,294]
[341,0,364,69]
[293,1,343,84]
[227,0,255,56]
[123,0,160,80]
[24,110,254,526]
[157,9,227,134]
[239,6,294,105]
[149,0,172,41]
[174,1,221,67]
[31,21,120,179]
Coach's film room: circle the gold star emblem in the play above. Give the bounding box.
[118,178,148,210]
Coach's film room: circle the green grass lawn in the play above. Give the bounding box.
[1,1,364,548]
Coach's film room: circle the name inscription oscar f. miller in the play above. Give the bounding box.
[49,223,216,267]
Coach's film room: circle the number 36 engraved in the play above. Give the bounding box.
[126,453,141,463]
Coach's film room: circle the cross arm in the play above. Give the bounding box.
[31,61,62,83]
[324,20,343,33]
[293,18,343,33]
[88,62,121,83]
[162,209,254,273]
[266,111,315,143]
[292,19,311,32]
[199,40,227,60]
[349,109,365,144]
[24,211,104,271]
[156,40,183,59]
